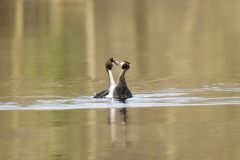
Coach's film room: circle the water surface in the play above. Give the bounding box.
[1,0,240,159]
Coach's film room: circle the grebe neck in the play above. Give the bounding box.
[107,69,116,86]
[117,69,127,85]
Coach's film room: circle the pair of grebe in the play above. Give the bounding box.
[93,58,132,99]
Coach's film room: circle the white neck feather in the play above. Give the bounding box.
[106,70,116,98]
[108,70,116,86]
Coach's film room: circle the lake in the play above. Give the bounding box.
[0,0,240,159]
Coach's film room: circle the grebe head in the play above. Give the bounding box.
[119,61,130,70]
[106,58,119,70]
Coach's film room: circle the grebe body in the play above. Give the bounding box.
[113,61,132,99]
[93,58,118,98]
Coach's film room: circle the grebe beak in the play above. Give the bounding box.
[113,61,121,66]
[119,61,126,66]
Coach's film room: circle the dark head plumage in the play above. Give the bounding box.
[121,61,130,70]
[106,58,115,70]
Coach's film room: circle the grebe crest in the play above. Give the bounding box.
[120,61,130,70]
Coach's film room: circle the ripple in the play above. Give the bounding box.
[0,86,240,110]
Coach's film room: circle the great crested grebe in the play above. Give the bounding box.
[113,61,132,99]
[93,58,119,98]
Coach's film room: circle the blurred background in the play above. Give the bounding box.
[1,0,240,159]
[1,0,240,101]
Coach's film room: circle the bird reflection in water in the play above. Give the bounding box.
[108,98,131,148]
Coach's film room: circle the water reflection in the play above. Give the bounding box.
[86,0,96,81]
[88,110,97,160]
[108,107,129,148]
[109,98,128,147]
[1,106,240,159]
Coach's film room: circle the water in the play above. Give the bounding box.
[1,83,240,110]
[1,0,240,159]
